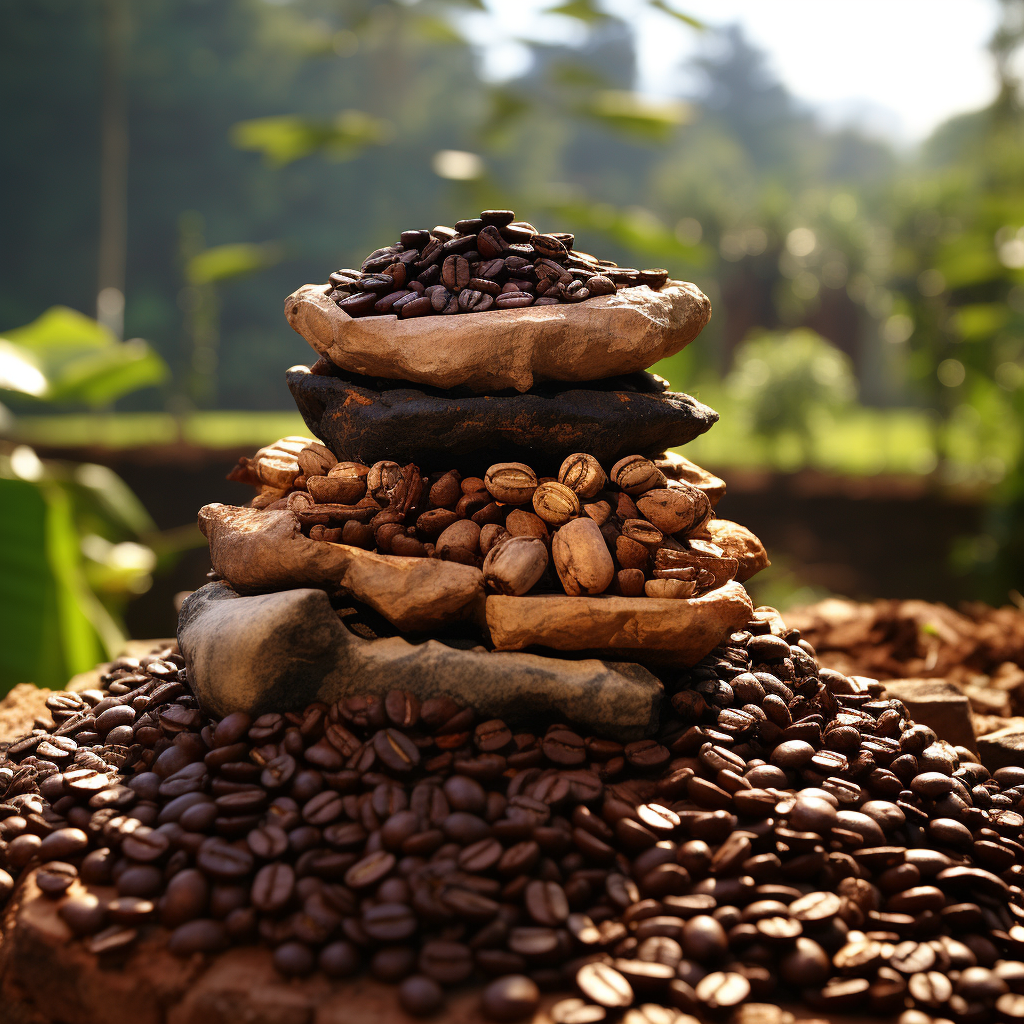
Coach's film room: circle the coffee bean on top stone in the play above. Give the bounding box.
[327,210,669,318]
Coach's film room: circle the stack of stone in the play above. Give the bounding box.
[187,220,773,735]
[3,229,1024,1022]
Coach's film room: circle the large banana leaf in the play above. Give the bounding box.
[0,306,168,407]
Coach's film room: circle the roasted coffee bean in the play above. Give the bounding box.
[577,962,634,1008]
[482,974,541,1022]
[328,212,666,319]
[363,902,418,942]
[7,635,1024,1024]
[59,892,106,935]
[399,974,445,1017]
[419,938,474,986]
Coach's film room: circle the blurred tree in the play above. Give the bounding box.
[726,329,857,463]
[875,0,1024,598]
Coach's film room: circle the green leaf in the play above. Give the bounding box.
[45,340,169,406]
[2,305,114,352]
[480,88,533,144]
[0,307,169,408]
[231,110,393,167]
[647,0,706,29]
[545,0,610,22]
[72,462,158,537]
[548,61,612,90]
[542,198,709,265]
[0,477,53,689]
[579,90,691,141]
[937,246,1002,289]
[954,303,1010,341]
[186,241,284,285]
[0,476,115,691]
[0,340,48,397]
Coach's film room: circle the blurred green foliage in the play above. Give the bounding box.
[725,330,857,460]
[0,307,199,692]
[1,0,1023,610]
[0,306,167,407]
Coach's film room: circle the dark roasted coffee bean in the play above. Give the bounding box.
[363,901,417,942]
[482,974,541,1022]
[442,255,471,291]
[576,962,633,1008]
[196,843,253,881]
[59,892,106,935]
[419,938,474,986]
[273,941,316,977]
[459,289,493,313]
[695,971,750,1010]
[87,924,138,955]
[373,728,420,772]
[37,860,77,897]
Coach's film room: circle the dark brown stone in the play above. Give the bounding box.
[286,366,717,471]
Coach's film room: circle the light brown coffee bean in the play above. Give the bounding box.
[552,518,614,596]
[533,481,581,526]
[558,454,607,499]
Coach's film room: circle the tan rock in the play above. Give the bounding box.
[963,683,1012,718]
[881,678,977,753]
[655,450,727,507]
[198,503,484,633]
[485,579,753,661]
[707,519,771,582]
[977,722,1024,771]
[285,280,712,393]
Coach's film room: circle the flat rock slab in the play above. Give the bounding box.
[882,678,978,753]
[287,364,718,469]
[178,581,664,741]
[199,505,752,664]
[485,581,753,660]
[977,724,1024,771]
[285,279,712,393]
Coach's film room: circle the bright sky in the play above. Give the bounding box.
[462,0,1002,144]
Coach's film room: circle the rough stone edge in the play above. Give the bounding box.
[178,582,664,741]
[485,580,754,659]
[284,280,712,393]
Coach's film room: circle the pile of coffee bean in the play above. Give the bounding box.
[325,210,669,318]
[248,442,735,600]
[3,616,1024,1024]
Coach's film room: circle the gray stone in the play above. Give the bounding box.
[882,678,977,753]
[178,582,664,741]
[977,724,1024,772]
[287,365,718,471]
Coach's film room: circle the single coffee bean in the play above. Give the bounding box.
[399,974,445,1017]
[577,962,633,1008]
[481,974,541,1022]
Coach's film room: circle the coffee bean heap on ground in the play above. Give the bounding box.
[3,621,1024,1024]
[244,446,735,600]
[326,210,669,318]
